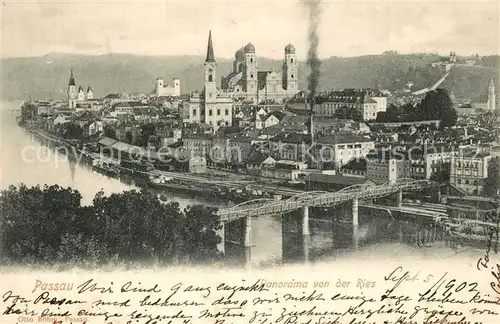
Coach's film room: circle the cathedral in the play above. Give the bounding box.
[184,31,233,129]
[221,41,299,103]
[67,68,93,108]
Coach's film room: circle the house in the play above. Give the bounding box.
[189,156,207,173]
[312,133,375,169]
[260,160,308,181]
[264,114,280,128]
[83,120,104,137]
[246,152,276,172]
[340,158,367,177]
[53,114,71,126]
[73,111,99,128]
[269,132,311,161]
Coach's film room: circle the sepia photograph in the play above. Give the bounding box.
[0,0,499,323]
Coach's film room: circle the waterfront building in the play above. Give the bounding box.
[184,31,233,130]
[366,144,458,184]
[449,151,491,196]
[221,42,299,104]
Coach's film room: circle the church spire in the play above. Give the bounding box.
[69,67,76,86]
[205,30,215,63]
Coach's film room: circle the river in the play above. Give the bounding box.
[0,101,481,267]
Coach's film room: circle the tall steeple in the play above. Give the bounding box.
[67,67,77,109]
[206,30,215,63]
[69,67,76,86]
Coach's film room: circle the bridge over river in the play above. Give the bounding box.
[214,178,454,266]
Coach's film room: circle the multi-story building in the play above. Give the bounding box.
[366,150,408,184]
[153,78,180,97]
[287,89,387,121]
[182,134,213,158]
[449,151,491,195]
[366,144,458,184]
[184,31,233,131]
[312,133,375,169]
[221,42,299,103]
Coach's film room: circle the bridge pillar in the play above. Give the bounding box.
[216,222,225,254]
[301,206,310,236]
[397,190,403,208]
[352,197,359,251]
[243,215,252,248]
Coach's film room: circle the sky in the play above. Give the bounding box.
[1,0,499,59]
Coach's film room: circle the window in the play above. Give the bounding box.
[250,74,254,79]
[225,109,229,116]
[209,110,212,116]
[192,109,196,116]
[465,179,470,185]
[291,74,294,79]
[250,58,253,63]
[291,58,294,63]
[208,75,213,82]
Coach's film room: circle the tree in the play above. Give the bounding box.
[418,89,457,127]
[0,185,223,267]
[179,205,222,263]
[20,103,38,124]
[62,123,83,139]
[376,103,400,122]
[484,157,500,198]
[430,168,450,183]
[125,131,133,144]
[104,126,117,140]
[333,106,362,122]
[0,184,89,265]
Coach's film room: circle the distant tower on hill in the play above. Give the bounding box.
[487,78,496,111]
[67,68,77,109]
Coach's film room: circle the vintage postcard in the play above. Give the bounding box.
[1,0,499,323]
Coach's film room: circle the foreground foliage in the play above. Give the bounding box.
[0,184,223,267]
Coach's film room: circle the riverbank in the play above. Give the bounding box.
[24,127,304,201]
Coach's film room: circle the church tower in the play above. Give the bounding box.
[67,68,77,109]
[487,78,496,111]
[204,30,217,124]
[243,42,258,101]
[77,86,85,102]
[87,86,93,100]
[283,43,298,93]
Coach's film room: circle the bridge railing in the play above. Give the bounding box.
[218,179,438,221]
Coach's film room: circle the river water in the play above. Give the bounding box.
[0,101,481,267]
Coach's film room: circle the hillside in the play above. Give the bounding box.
[1,52,498,101]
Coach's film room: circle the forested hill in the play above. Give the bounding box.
[1,52,498,101]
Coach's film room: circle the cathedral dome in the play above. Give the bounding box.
[285,43,295,54]
[244,42,255,53]
[235,47,245,60]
